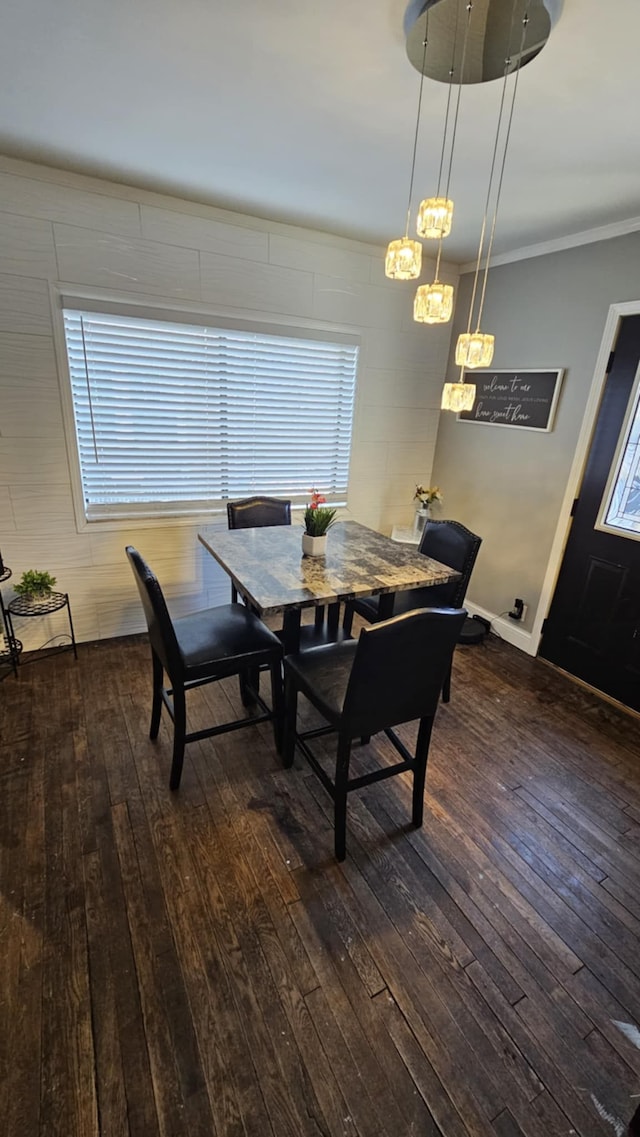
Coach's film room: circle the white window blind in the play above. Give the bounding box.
[62,308,358,519]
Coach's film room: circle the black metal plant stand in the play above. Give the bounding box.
[4,590,78,664]
[0,566,22,679]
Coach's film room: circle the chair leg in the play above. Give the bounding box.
[334,736,352,862]
[169,685,187,791]
[150,650,163,739]
[342,602,354,636]
[270,659,285,754]
[412,717,434,828]
[239,666,259,706]
[283,673,298,769]
[442,658,452,703]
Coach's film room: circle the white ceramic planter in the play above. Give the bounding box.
[302,532,327,557]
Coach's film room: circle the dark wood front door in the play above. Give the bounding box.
[539,314,640,710]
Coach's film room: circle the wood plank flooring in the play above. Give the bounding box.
[1,629,640,1136]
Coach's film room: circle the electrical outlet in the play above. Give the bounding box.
[520,604,528,622]
[508,597,524,621]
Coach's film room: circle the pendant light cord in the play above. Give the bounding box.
[404,11,429,239]
[464,64,511,336]
[443,2,473,202]
[434,2,473,281]
[475,8,528,330]
[465,0,528,336]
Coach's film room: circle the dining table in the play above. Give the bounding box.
[198,519,460,654]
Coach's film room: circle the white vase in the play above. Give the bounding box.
[302,532,327,557]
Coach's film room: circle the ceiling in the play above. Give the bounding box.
[1,0,640,264]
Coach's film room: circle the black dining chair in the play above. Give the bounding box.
[126,546,284,791]
[343,519,481,702]
[226,495,291,602]
[226,495,292,530]
[283,606,467,861]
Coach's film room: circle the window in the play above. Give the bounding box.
[601,372,640,537]
[62,306,358,521]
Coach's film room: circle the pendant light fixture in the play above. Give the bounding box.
[440,377,476,411]
[455,3,529,371]
[413,275,454,324]
[414,1,473,325]
[416,2,473,245]
[397,0,559,397]
[384,11,429,281]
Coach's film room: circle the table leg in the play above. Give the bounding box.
[282,609,302,656]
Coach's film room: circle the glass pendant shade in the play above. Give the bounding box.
[413,281,454,324]
[455,331,495,369]
[385,238,422,280]
[417,196,454,240]
[441,381,476,412]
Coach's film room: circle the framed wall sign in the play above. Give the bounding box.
[457,369,564,431]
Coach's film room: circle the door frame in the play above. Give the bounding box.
[533,299,640,654]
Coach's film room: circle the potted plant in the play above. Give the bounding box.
[302,489,336,557]
[13,569,57,602]
[413,485,443,534]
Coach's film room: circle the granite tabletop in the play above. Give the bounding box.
[198,520,459,616]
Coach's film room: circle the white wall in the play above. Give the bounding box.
[0,156,457,648]
[431,231,640,650]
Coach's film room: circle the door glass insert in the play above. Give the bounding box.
[600,364,640,537]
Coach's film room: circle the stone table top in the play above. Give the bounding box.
[198,520,459,616]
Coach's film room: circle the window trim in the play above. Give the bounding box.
[51,284,361,532]
[596,358,640,542]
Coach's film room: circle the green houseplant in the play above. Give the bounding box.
[302,489,336,556]
[13,569,57,601]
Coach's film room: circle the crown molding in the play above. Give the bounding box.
[460,214,640,274]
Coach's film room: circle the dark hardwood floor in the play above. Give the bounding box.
[1,627,640,1136]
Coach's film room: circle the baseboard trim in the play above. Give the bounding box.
[464,601,537,656]
[537,656,640,723]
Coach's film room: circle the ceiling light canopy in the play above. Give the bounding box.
[405,0,563,84]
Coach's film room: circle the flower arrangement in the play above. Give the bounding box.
[304,488,337,536]
[414,484,443,509]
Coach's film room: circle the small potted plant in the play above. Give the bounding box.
[13,569,57,603]
[302,489,336,557]
[414,485,443,534]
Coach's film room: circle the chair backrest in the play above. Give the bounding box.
[418,519,482,607]
[342,607,467,737]
[227,496,291,529]
[126,546,182,677]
